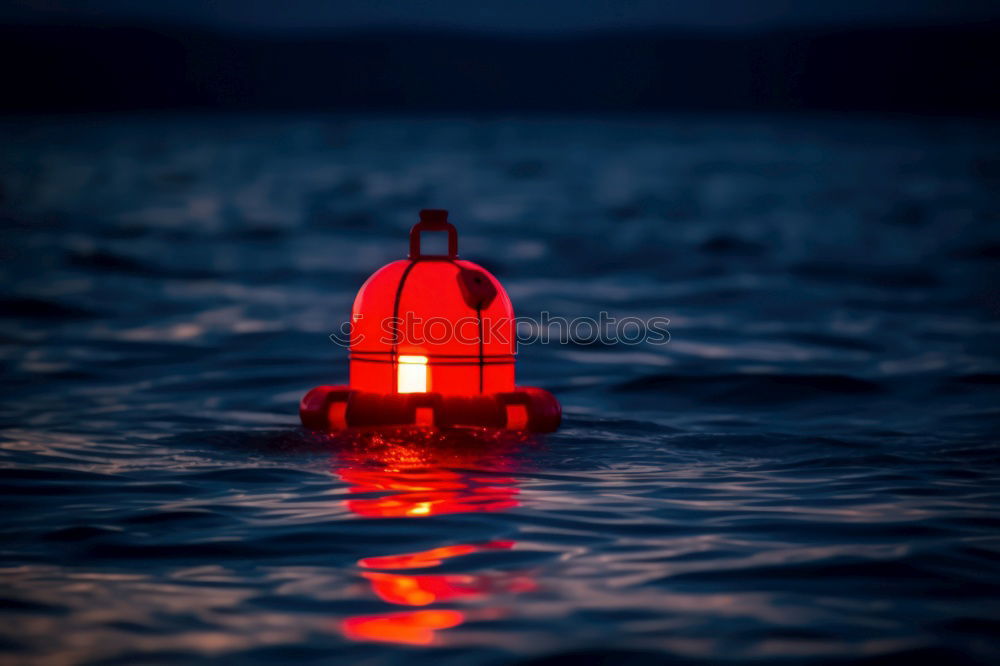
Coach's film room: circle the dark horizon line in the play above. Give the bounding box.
[4,21,998,116]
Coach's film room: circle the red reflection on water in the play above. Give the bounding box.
[359,541,515,570]
[361,541,536,608]
[340,468,520,517]
[332,428,535,646]
[342,609,464,646]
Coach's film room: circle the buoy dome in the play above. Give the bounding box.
[299,209,560,432]
[349,211,515,396]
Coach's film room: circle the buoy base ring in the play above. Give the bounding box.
[299,386,560,433]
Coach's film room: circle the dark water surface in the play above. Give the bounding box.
[2,115,1000,664]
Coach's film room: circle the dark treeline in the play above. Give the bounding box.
[3,23,998,114]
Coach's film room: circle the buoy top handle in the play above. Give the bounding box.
[410,209,458,259]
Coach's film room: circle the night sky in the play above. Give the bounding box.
[4,0,998,114]
[4,0,1000,33]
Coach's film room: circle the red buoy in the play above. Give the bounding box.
[301,209,561,432]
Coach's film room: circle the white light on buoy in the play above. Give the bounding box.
[397,355,428,393]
